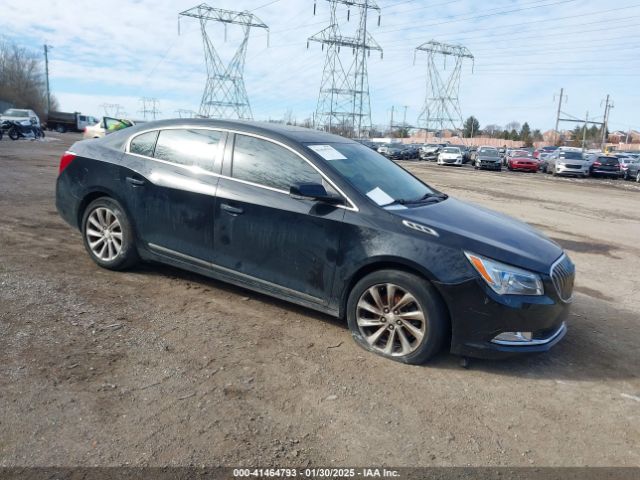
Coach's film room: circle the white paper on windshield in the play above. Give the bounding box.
[366,187,395,206]
[308,144,347,160]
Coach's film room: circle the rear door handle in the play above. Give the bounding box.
[126,176,145,187]
[220,203,244,215]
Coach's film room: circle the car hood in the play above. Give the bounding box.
[392,197,562,273]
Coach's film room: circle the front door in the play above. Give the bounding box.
[213,134,346,303]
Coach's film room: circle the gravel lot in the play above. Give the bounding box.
[1,134,639,467]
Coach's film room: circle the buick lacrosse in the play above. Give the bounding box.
[56,119,574,364]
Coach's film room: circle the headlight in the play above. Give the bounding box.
[464,252,544,296]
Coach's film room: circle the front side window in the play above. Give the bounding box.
[129,130,158,157]
[232,135,322,191]
[154,129,223,172]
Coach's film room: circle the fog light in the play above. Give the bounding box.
[492,331,533,344]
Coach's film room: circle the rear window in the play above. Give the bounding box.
[598,157,619,166]
[559,152,583,160]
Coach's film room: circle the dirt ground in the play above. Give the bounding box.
[1,133,639,467]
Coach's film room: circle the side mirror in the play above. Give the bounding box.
[290,182,344,205]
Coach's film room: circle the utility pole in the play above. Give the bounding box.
[600,94,613,149]
[582,111,589,150]
[553,88,565,145]
[389,105,394,133]
[43,45,52,114]
[402,105,408,127]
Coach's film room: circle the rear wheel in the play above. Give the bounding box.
[347,270,447,364]
[81,197,139,270]
[636,171,640,183]
[624,170,630,180]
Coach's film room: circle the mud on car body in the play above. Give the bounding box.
[56,119,574,364]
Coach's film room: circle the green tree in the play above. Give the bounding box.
[509,129,519,141]
[532,129,543,142]
[501,130,510,140]
[463,116,480,138]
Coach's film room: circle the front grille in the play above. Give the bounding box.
[550,254,575,302]
[565,164,582,169]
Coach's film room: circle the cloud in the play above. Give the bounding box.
[3,0,639,130]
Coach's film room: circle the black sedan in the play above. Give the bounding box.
[56,119,573,364]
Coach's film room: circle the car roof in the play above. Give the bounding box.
[119,118,354,145]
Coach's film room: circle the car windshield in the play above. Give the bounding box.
[559,151,583,159]
[3,109,29,117]
[307,142,436,207]
[443,148,459,153]
[479,148,498,155]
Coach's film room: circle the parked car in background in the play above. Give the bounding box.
[618,156,639,180]
[538,152,552,173]
[590,156,622,179]
[47,111,99,133]
[84,117,136,139]
[472,146,502,171]
[464,146,476,163]
[546,149,588,177]
[419,143,443,161]
[0,108,40,128]
[623,159,640,182]
[437,146,464,166]
[56,119,573,363]
[508,155,539,173]
[504,149,532,167]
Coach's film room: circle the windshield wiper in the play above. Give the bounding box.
[406,192,448,204]
[381,192,448,208]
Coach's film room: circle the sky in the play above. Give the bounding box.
[2,0,639,133]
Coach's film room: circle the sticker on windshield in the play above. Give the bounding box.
[308,144,347,161]
[366,187,395,206]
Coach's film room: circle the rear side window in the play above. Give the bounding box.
[129,130,158,157]
[154,129,223,172]
[232,134,322,191]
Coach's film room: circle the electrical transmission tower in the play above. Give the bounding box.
[414,41,473,136]
[139,97,161,120]
[100,103,124,117]
[179,4,269,120]
[308,0,382,138]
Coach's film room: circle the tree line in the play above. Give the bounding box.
[462,116,544,146]
[0,38,58,120]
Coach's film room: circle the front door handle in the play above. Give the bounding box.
[126,176,145,187]
[220,203,244,215]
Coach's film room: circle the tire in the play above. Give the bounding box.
[636,172,640,183]
[81,197,139,271]
[497,167,502,172]
[624,170,630,181]
[346,270,448,364]
[8,128,19,140]
[55,125,66,133]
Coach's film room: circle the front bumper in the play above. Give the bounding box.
[478,161,501,170]
[591,168,622,177]
[435,277,571,359]
[511,163,538,171]
[555,164,589,176]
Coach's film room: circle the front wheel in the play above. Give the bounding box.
[8,128,19,140]
[636,172,640,183]
[624,170,630,180]
[81,197,139,270]
[346,270,447,364]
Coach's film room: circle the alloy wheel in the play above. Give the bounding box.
[86,207,123,262]
[356,283,426,357]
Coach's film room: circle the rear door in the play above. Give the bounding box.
[122,128,226,262]
[212,133,346,303]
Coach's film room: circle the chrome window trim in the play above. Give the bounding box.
[125,125,359,212]
[491,322,566,346]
